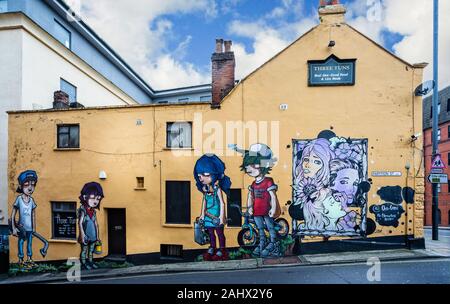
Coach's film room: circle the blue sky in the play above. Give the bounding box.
[161,0,400,69]
[71,0,449,90]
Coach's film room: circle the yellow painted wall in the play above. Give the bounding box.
[7,12,425,262]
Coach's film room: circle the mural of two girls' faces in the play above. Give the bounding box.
[293,132,369,237]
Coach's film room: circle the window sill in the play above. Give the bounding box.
[49,239,77,244]
[163,147,194,151]
[134,188,147,191]
[163,224,193,228]
[54,148,81,152]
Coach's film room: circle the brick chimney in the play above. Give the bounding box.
[211,39,235,109]
[319,0,346,24]
[53,90,70,109]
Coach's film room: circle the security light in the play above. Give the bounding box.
[328,40,336,48]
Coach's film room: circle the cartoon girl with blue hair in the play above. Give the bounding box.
[194,154,231,261]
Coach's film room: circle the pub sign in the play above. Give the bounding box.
[308,54,356,86]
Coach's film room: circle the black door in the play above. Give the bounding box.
[107,209,126,256]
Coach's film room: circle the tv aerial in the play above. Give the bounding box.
[415,80,435,97]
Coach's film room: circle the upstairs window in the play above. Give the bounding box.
[0,1,7,13]
[57,124,80,149]
[54,19,71,49]
[166,122,192,149]
[60,78,77,104]
[447,99,450,112]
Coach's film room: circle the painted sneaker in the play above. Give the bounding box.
[203,248,215,261]
[89,262,99,270]
[252,243,265,257]
[268,242,282,257]
[26,259,38,268]
[212,249,229,261]
[18,260,32,271]
[81,263,93,271]
[261,242,275,258]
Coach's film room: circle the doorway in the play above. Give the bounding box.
[107,209,126,257]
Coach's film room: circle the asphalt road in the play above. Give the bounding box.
[72,258,450,284]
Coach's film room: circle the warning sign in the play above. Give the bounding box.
[431,154,446,169]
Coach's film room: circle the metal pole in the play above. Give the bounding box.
[432,0,439,241]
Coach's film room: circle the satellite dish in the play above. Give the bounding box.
[415,80,435,97]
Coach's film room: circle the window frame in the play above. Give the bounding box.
[54,18,72,49]
[166,122,193,149]
[57,124,80,149]
[60,78,77,104]
[51,202,77,241]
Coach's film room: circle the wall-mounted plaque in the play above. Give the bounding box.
[308,54,356,86]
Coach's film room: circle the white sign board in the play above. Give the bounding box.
[428,174,448,184]
[371,171,402,177]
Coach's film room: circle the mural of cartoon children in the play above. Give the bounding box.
[10,170,39,269]
[240,144,281,258]
[194,154,232,261]
[77,182,103,270]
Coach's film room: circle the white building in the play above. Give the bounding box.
[0,0,211,236]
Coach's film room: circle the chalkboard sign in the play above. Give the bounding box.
[52,212,77,240]
[370,203,405,228]
[308,55,356,86]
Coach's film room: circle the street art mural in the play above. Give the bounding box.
[291,131,369,237]
[9,170,49,270]
[194,154,231,261]
[230,143,289,258]
[77,182,104,270]
[370,186,415,228]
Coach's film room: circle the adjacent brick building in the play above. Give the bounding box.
[423,86,450,227]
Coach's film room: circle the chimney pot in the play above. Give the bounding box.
[215,39,224,53]
[224,40,232,52]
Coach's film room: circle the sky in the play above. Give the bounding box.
[65,0,449,91]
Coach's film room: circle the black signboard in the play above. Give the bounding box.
[369,203,405,228]
[52,212,77,240]
[308,54,356,86]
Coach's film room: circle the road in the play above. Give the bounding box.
[72,258,450,284]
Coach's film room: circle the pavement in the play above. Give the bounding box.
[1,228,449,284]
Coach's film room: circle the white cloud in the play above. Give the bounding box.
[345,0,450,88]
[228,0,317,79]
[383,0,450,88]
[69,0,216,90]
